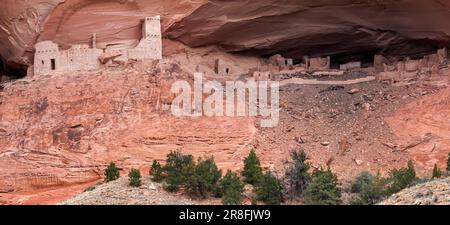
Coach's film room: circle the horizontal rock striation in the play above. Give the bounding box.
[166,0,450,59]
[0,62,255,193]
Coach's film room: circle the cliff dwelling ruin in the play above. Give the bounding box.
[251,47,449,84]
[33,16,162,76]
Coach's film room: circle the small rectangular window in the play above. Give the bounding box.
[50,59,56,70]
[214,59,219,74]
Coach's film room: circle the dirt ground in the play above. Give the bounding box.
[253,70,450,181]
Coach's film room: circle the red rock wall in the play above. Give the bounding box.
[0,62,255,192]
[166,0,450,58]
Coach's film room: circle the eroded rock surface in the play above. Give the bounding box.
[166,0,450,58]
[386,86,450,171]
[0,61,255,193]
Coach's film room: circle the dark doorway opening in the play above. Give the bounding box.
[0,57,27,82]
[0,57,4,82]
[225,68,229,74]
[330,51,376,69]
[51,59,56,70]
[0,58,4,72]
[214,59,219,74]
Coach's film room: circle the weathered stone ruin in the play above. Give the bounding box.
[308,56,330,70]
[250,46,448,84]
[374,55,390,72]
[268,54,294,71]
[253,71,271,81]
[34,16,162,76]
[404,58,420,72]
[34,41,103,76]
[377,48,449,83]
[104,16,162,64]
[437,48,448,65]
[339,61,361,70]
[214,59,233,76]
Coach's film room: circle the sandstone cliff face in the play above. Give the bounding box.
[2,0,450,71]
[0,61,255,193]
[386,87,450,170]
[0,0,59,70]
[167,0,450,59]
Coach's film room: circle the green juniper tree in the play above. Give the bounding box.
[350,171,374,193]
[220,170,244,205]
[104,162,120,182]
[386,160,417,195]
[285,149,311,198]
[447,153,450,175]
[255,171,283,205]
[150,160,164,182]
[128,168,142,187]
[349,172,387,205]
[304,168,341,205]
[431,163,442,179]
[242,149,263,186]
[163,151,194,192]
[184,157,222,199]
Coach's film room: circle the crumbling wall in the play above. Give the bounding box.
[129,16,162,60]
[339,61,361,70]
[404,58,420,72]
[437,48,448,65]
[34,41,103,75]
[309,56,330,70]
[268,54,294,70]
[101,16,162,64]
[377,48,448,83]
[374,55,390,72]
[214,59,233,76]
[34,16,162,76]
[34,41,59,75]
[253,71,271,81]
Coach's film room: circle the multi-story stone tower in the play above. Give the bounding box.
[129,15,162,60]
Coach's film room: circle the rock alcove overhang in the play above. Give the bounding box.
[2,0,450,78]
[165,0,450,62]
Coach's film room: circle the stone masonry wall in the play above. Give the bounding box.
[34,16,162,76]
